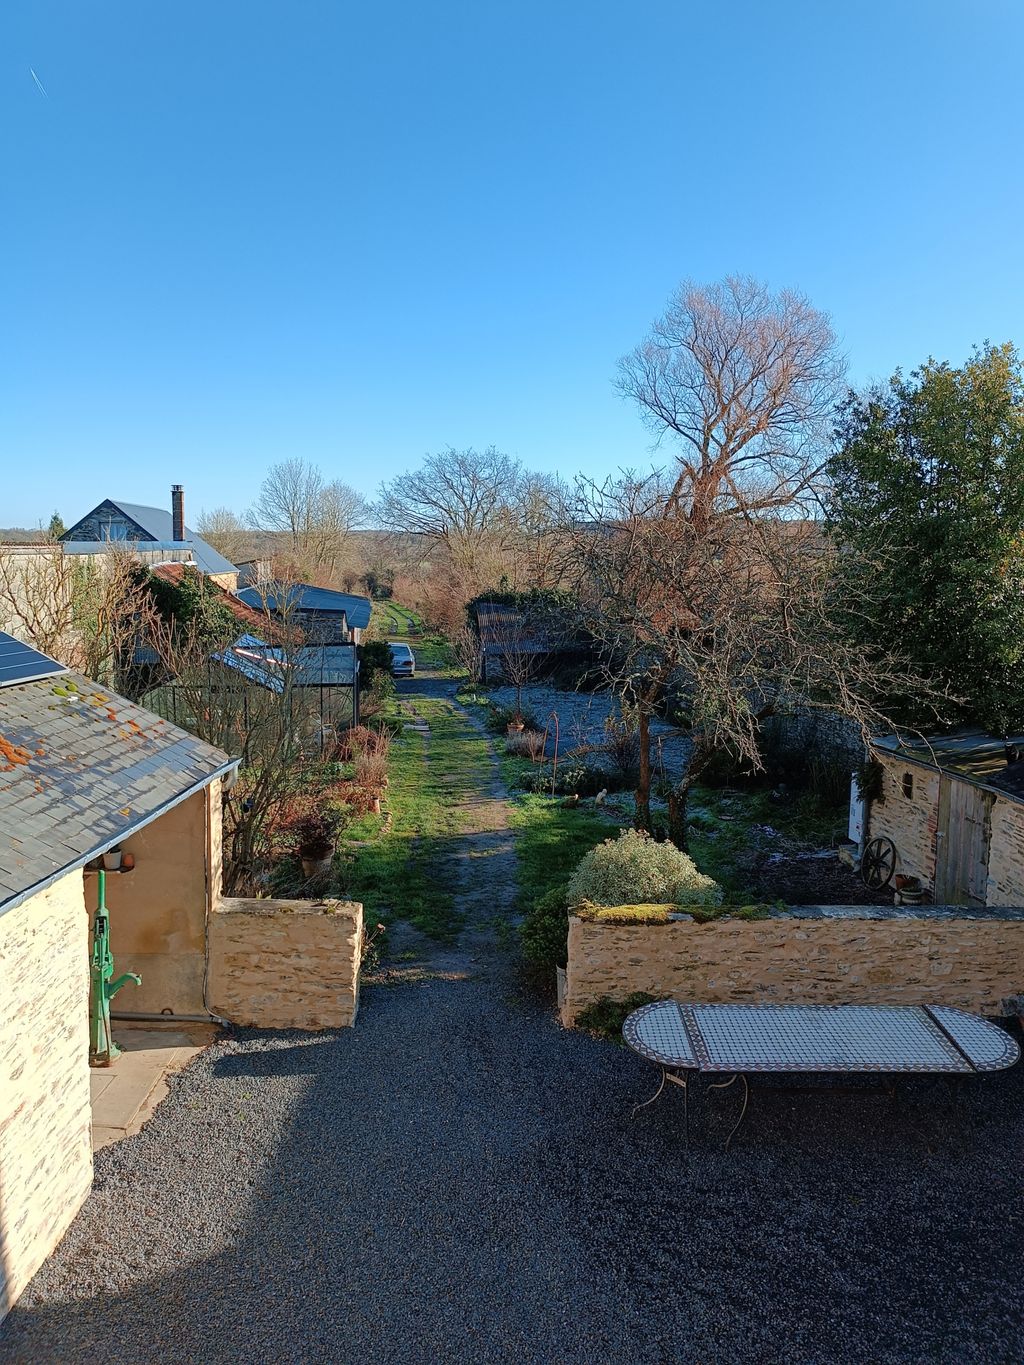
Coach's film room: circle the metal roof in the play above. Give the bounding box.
[873,728,1024,803]
[474,601,558,653]
[62,500,237,577]
[236,584,372,629]
[0,670,236,916]
[214,635,357,691]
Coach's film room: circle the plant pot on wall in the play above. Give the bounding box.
[103,848,122,871]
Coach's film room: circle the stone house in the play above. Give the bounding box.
[62,486,239,589]
[0,631,236,1320]
[862,729,1024,906]
[0,632,362,1323]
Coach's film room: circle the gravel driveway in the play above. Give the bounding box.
[3,680,1024,1363]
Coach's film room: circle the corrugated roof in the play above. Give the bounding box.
[474,601,557,653]
[873,729,1024,803]
[63,500,237,577]
[215,635,357,691]
[0,671,235,915]
[237,584,372,629]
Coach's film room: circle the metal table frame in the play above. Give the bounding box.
[623,1001,1020,1149]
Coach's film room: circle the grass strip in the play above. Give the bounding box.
[341,697,491,942]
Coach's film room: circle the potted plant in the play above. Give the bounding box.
[290,803,345,879]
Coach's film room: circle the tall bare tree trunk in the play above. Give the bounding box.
[667,776,690,849]
[634,709,652,833]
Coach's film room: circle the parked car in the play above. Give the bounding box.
[389,642,416,678]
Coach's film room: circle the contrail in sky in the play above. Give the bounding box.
[30,68,48,97]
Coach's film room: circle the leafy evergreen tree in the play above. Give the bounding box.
[827,343,1024,731]
[47,510,66,539]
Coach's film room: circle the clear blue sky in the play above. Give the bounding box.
[2,1,1023,527]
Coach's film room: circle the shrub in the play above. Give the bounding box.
[520,760,610,797]
[358,639,393,687]
[567,828,722,908]
[359,671,396,721]
[506,729,545,760]
[331,725,388,762]
[574,993,658,1039]
[520,885,571,974]
[354,736,390,792]
[602,713,641,780]
[280,797,348,856]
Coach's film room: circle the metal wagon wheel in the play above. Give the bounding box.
[861,836,897,890]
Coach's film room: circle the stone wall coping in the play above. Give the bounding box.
[215,896,361,921]
[570,902,1024,926]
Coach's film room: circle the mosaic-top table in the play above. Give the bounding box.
[623,1001,1020,1147]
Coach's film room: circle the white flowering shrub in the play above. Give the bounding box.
[566,828,722,908]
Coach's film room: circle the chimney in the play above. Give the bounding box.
[171,485,185,542]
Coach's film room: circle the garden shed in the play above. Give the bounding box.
[861,729,1024,906]
[0,631,236,1322]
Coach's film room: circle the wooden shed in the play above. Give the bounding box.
[861,730,1024,906]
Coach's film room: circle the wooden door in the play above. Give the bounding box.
[934,777,992,905]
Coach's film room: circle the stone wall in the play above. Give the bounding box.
[207,897,363,1029]
[0,872,92,1322]
[986,799,1024,905]
[561,906,1024,1026]
[867,755,942,888]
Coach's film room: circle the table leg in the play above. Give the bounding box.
[632,1066,667,1118]
[709,1073,750,1151]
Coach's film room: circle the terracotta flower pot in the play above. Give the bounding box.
[299,844,334,879]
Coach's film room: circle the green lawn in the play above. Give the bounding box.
[338,696,490,940]
[506,792,622,911]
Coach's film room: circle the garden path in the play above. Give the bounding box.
[374,667,520,980]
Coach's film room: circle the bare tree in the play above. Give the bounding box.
[196,507,252,564]
[484,605,543,719]
[374,447,525,578]
[140,586,308,893]
[565,472,932,842]
[559,276,933,841]
[617,274,845,527]
[249,459,367,578]
[0,542,152,690]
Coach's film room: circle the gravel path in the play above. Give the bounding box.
[3,673,1024,1363]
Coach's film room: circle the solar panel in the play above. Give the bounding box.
[0,631,68,687]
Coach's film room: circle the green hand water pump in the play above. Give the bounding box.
[90,868,141,1066]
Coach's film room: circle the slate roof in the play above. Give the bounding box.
[63,499,237,577]
[0,665,236,915]
[873,728,1024,804]
[236,584,373,629]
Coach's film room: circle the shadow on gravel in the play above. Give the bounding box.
[3,977,1024,1365]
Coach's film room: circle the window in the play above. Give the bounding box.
[901,771,914,799]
